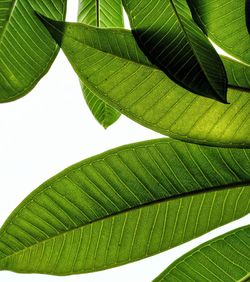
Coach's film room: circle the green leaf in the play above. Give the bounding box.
[78,0,124,27]
[0,0,67,103]
[0,138,249,275]
[222,56,250,90]
[247,0,250,33]
[154,225,250,282]
[122,0,228,103]
[78,0,123,128]
[188,0,250,65]
[39,18,250,148]
[81,86,121,128]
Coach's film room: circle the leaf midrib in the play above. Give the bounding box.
[0,0,18,46]
[44,18,157,68]
[168,0,225,100]
[239,273,250,282]
[0,181,249,265]
[44,17,243,94]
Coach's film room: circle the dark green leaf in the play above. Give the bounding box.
[154,225,250,282]
[0,138,249,275]
[188,0,250,65]
[0,0,67,102]
[39,19,250,148]
[78,0,123,128]
[247,0,250,33]
[222,56,250,90]
[122,0,228,103]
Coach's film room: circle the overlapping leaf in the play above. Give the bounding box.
[222,57,250,90]
[0,138,249,274]
[78,0,124,128]
[247,0,250,33]
[154,225,250,281]
[122,0,228,102]
[0,0,67,102]
[188,0,250,65]
[39,19,250,148]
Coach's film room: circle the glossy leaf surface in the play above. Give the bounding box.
[78,0,123,128]
[0,139,249,274]
[0,0,67,102]
[122,0,228,102]
[40,19,250,148]
[154,225,250,281]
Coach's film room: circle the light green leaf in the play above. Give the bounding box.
[39,18,250,148]
[0,0,67,103]
[0,138,249,275]
[122,0,228,103]
[154,225,250,282]
[78,0,124,27]
[188,0,250,65]
[222,56,250,90]
[78,0,123,128]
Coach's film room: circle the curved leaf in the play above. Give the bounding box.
[154,225,250,282]
[122,0,228,103]
[188,0,250,65]
[39,19,250,148]
[0,0,67,103]
[222,56,250,90]
[78,0,123,128]
[0,138,249,275]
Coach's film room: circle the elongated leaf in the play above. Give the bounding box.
[188,0,250,65]
[0,138,249,275]
[0,0,67,102]
[78,0,123,128]
[154,225,250,282]
[122,0,228,103]
[222,56,250,90]
[39,19,250,148]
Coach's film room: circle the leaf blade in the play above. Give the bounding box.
[188,0,250,65]
[154,225,250,281]
[0,0,67,102]
[222,56,250,90]
[122,0,228,102]
[78,0,123,128]
[40,19,250,148]
[0,138,249,274]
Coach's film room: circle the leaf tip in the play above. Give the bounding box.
[35,12,64,47]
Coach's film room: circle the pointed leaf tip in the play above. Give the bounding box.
[0,139,249,274]
[123,0,228,103]
[36,13,65,47]
[77,0,123,128]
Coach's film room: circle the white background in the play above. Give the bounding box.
[0,2,249,281]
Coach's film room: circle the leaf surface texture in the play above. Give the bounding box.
[122,0,228,102]
[0,139,249,274]
[222,57,250,90]
[0,0,67,102]
[78,0,124,128]
[40,19,250,148]
[188,0,250,65]
[154,225,250,281]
